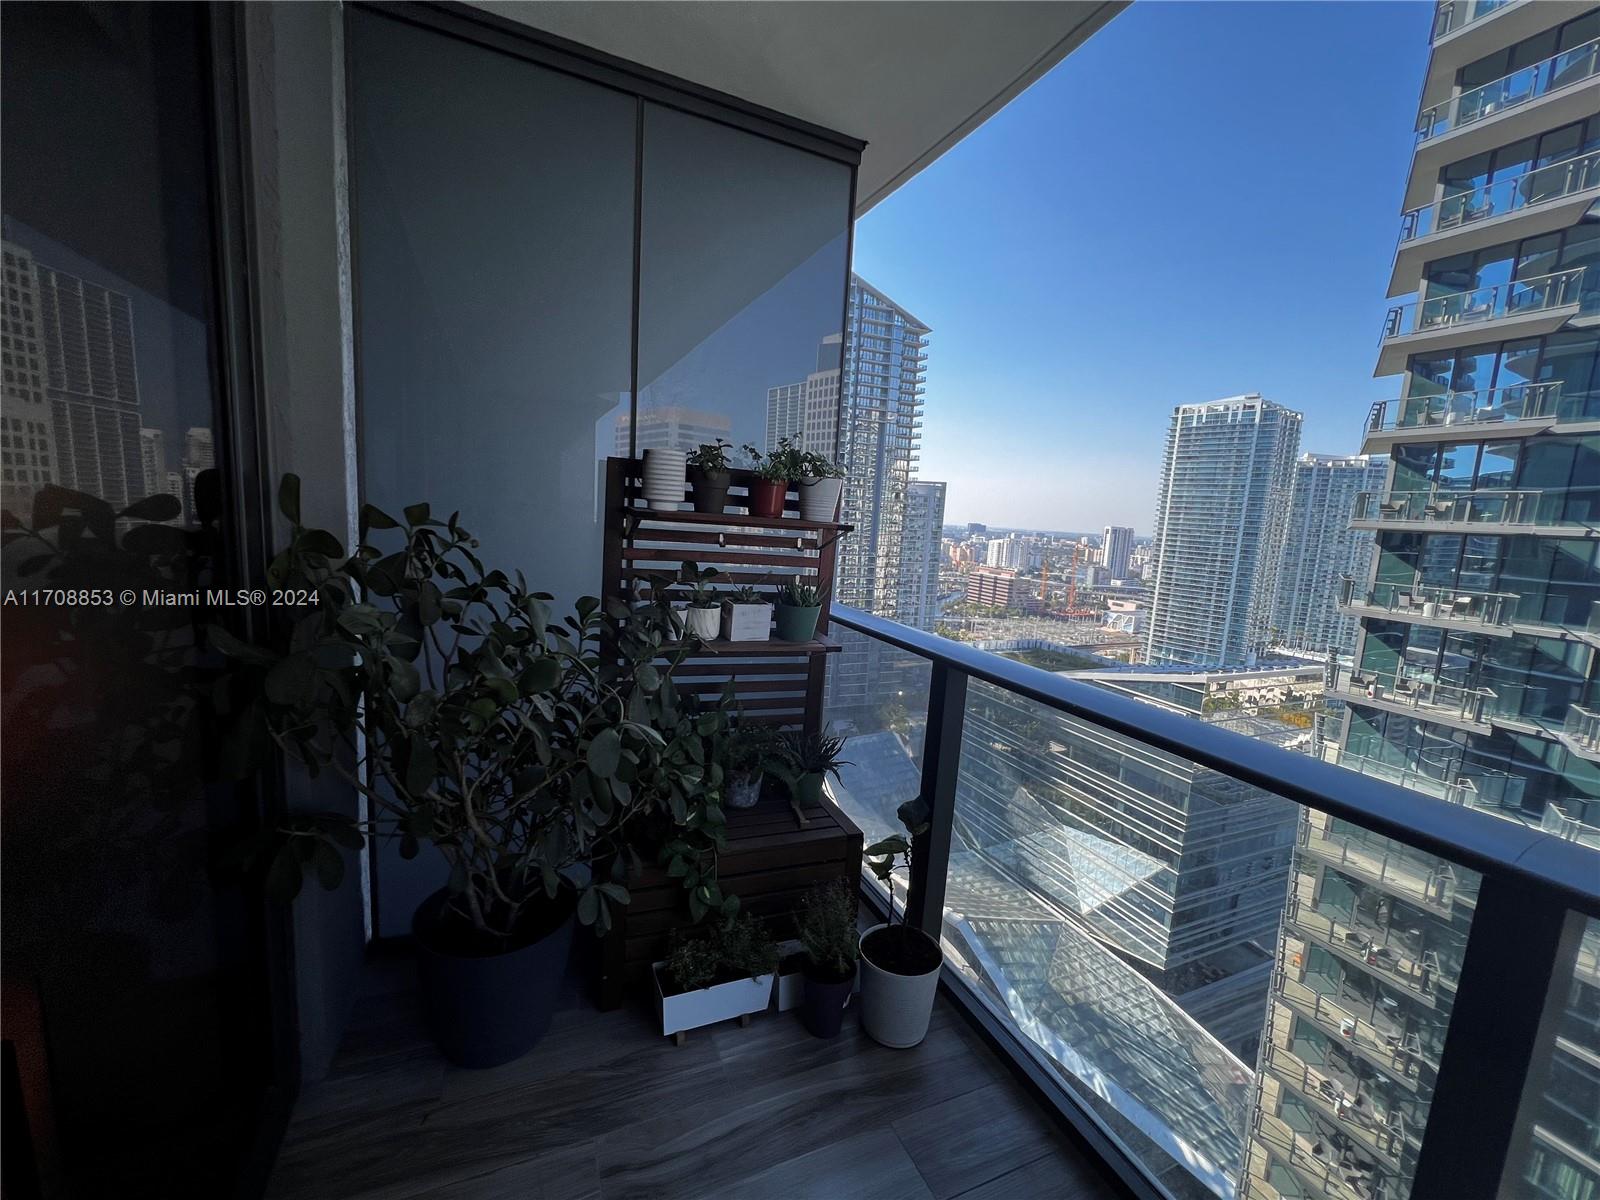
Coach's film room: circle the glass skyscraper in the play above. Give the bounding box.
[1146,395,1303,669]
[1247,6,1600,1198]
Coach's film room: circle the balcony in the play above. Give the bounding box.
[1337,576,1517,635]
[1388,152,1600,296]
[1431,0,1514,43]
[1405,38,1600,211]
[1375,267,1585,374]
[1350,483,1600,535]
[1360,381,1600,451]
[1559,703,1600,763]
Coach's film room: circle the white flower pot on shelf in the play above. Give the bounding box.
[654,963,773,1042]
[796,475,844,522]
[722,601,773,642]
[682,606,721,641]
[641,448,687,510]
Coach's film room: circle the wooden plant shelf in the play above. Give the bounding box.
[621,504,853,536]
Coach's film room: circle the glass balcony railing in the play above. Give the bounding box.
[1417,37,1600,141]
[1431,0,1512,42]
[1338,576,1516,629]
[1331,661,1497,728]
[1400,151,1600,242]
[1364,381,1597,437]
[825,606,1598,1200]
[1561,703,1600,756]
[1351,484,1600,530]
[1381,267,1584,340]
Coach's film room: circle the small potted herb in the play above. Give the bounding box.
[723,723,777,809]
[686,439,734,514]
[859,799,945,1048]
[796,449,845,522]
[741,437,801,519]
[797,879,860,1038]
[778,727,850,814]
[774,578,824,642]
[721,583,773,642]
[678,563,722,642]
[655,911,779,1044]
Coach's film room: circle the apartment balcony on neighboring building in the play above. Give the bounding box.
[1560,702,1600,761]
[1375,266,1586,373]
[1350,482,1600,534]
[1331,661,1498,733]
[1407,36,1600,204]
[1360,381,1600,451]
[1387,150,1600,295]
[1337,576,1518,635]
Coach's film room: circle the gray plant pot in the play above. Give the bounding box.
[858,923,943,1048]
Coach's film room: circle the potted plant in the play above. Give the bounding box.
[859,799,945,1048]
[797,879,859,1038]
[777,727,850,820]
[641,446,687,510]
[796,449,845,522]
[686,439,734,514]
[774,578,825,642]
[741,437,800,519]
[721,583,773,642]
[655,911,779,1044]
[678,563,723,642]
[215,477,720,1069]
[723,723,776,809]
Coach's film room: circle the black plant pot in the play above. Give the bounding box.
[800,967,854,1038]
[688,467,731,515]
[412,889,575,1069]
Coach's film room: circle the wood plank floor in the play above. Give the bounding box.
[268,954,1118,1200]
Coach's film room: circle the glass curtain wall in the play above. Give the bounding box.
[348,9,853,935]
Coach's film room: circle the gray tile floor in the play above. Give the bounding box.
[268,955,1116,1199]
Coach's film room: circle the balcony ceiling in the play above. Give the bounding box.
[467,0,1127,213]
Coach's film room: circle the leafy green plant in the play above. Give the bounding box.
[798,879,859,981]
[725,584,767,605]
[777,580,824,608]
[742,435,804,482]
[798,450,844,479]
[678,562,722,609]
[664,910,778,992]
[213,475,731,946]
[864,798,931,927]
[780,727,851,779]
[725,722,780,778]
[686,439,733,474]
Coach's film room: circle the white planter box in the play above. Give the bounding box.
[682,606,721,641]
[722,601,773,642]
[776,942,805,1011]
[654,962,773,1039]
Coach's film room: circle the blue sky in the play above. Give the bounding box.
[852,0,1432,534]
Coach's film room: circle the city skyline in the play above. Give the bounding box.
[851,0,1430,530]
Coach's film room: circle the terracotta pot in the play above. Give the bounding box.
[749,478,789,519]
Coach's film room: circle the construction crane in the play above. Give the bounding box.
[1059,544,1096,620]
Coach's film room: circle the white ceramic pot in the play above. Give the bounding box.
[641,448,687,510]
[683,605,721,641]
[721,601,773,642]
[858,923,943,1049]
[796,475,844,522]
[654,963,773,1038]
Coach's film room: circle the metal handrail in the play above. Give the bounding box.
[1338,576,1516,628]
[1382,267,1585,340]
[1365,381,1565,434]
[829,605,1600,910]
[1400,152,1600,242]
[1418,37,1600,141]
[1352,484,1600,527]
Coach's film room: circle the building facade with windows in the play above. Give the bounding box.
[1246,7,1600,1198]
[1146,395,1303,669]
[1272,454,1389,658]
[899,479,946,630]
[1103,524,1135,580]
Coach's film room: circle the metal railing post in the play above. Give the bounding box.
[1409,874,1581,1198]
[908,661,967,936]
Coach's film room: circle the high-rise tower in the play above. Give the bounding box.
[1146,395,1303,668]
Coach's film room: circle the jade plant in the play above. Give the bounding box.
[214,475,731,946]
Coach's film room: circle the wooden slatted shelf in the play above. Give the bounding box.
[621,504,853,536]
[657,636,840,656]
